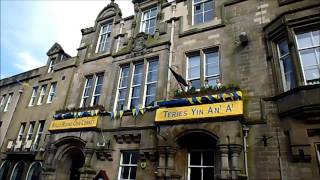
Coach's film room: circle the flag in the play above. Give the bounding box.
[14,78,30,87]
[169,67,188,86]
[119,111,124,118]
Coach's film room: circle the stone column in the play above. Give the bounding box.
[42,145,57,180]
[156,147,167,180]
[218,144,230,179]
[80,148,96,180]
[229,144,242,179]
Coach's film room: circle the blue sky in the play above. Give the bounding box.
[1,0,134,79]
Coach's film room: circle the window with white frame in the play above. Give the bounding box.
[97,23,113,52]
[46,83,57,104]
[37,85,47,105]
[140,7,157,35]
[187,49,220,89]
[80,74,104,107]
[295,30,320,85]
[28,87,38,106]
[117,152,139,180]
[129,63,144,109]
[188,150,215,180]
[26,122,35,141]
[144,59,158,106]
[17,123,26,141]
[193,0,214,25]
[47,58,55,73]
[115,59,159,111]
[4,93,13,112]
[115,66,130,111]
[277,40,296,91]
[205,50,220,87]
[33,121,45,150]
[0,95,6,111]
[187,54,201,89]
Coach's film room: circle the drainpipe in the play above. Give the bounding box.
[166,0,176,100]
[243,125,249,180]
[115,20,125,53]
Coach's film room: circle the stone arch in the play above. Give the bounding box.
[96,1,122,22]
[10,161,26,180]
[26,162,42,180]
[0,160,12,180]
[51,136,86,180]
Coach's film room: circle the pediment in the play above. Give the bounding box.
[96,1,122,21]
[47,43,64,56]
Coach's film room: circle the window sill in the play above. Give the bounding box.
[264,84,320,118]
[85,52,111,63]
[179,22,225,38]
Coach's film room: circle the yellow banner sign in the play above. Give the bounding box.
[155,101,243,122]
[49,116,99,131]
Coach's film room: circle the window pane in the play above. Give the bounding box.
[133,74,143,85]
[278,40,289,56]
[123,153,131,164]
[191,79,201,89]
[148,71,158,82]
[297,32,313,49]
[304,68,320,81]
[204,1,213,11]
[194,4,202,14]
[189,56,200,67]
[120,167,130,179]
[145,96,155,106]
[131,99,140,108]
[92,96,99,106]
[203,168,215,180]
[119,89,126,99]
[132,87,141,98]
[131,153,139,164]
[146,84,156,96]
[300,49,318,67]
[194,13,203,24]
[150,8,157,17]
[207,77,218,87]
[204,10,214,22]
[190,152,201,165]
[312,30,320,46]
[189,67,201,79]
[282,56,296,90]
[190,167,201,180]
[130,166,137,179]
[203,152,214,166]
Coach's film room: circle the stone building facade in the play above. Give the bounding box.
[0,0,319,180]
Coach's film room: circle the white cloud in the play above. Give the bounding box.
[15,51,44,71]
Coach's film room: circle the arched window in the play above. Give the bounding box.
[0,161,12,180]
[26,162,42,180]
[10,161,25,180]
[177,131,218,180]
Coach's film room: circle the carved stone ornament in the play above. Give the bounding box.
[132,33,148,52]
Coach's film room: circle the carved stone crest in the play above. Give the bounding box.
[132,33,147,52]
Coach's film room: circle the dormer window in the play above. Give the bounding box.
[140,7,157,35]
[97,23,113,52]
[47,58,55,73]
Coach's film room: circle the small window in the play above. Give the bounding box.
[277,40,296,91]
[186,49,220,90]
[295,30,320,85]
[117,152,139,180]
[47,58,55,73]
[33,121,45,150]
[129,63,144,109]
[144,59,158,106]
[47,83,57,104]
[97,23,113,52]
[187,53,201,89]
[188,150,215,180]
[80,74,104,107]
[26,122,35,141]
[17,123,26,141]
[29,87,38,106]
[193,0,214,25]
[0,95,6,111]
[37,85,47,105]
[26,162,42,180]
[4,93,13,112]
[140,7,158,35]
[115,66,130,111]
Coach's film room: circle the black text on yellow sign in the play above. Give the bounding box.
[155,101,243,122]
[49,116,98,131]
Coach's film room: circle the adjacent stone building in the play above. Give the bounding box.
[0,0,319,180]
